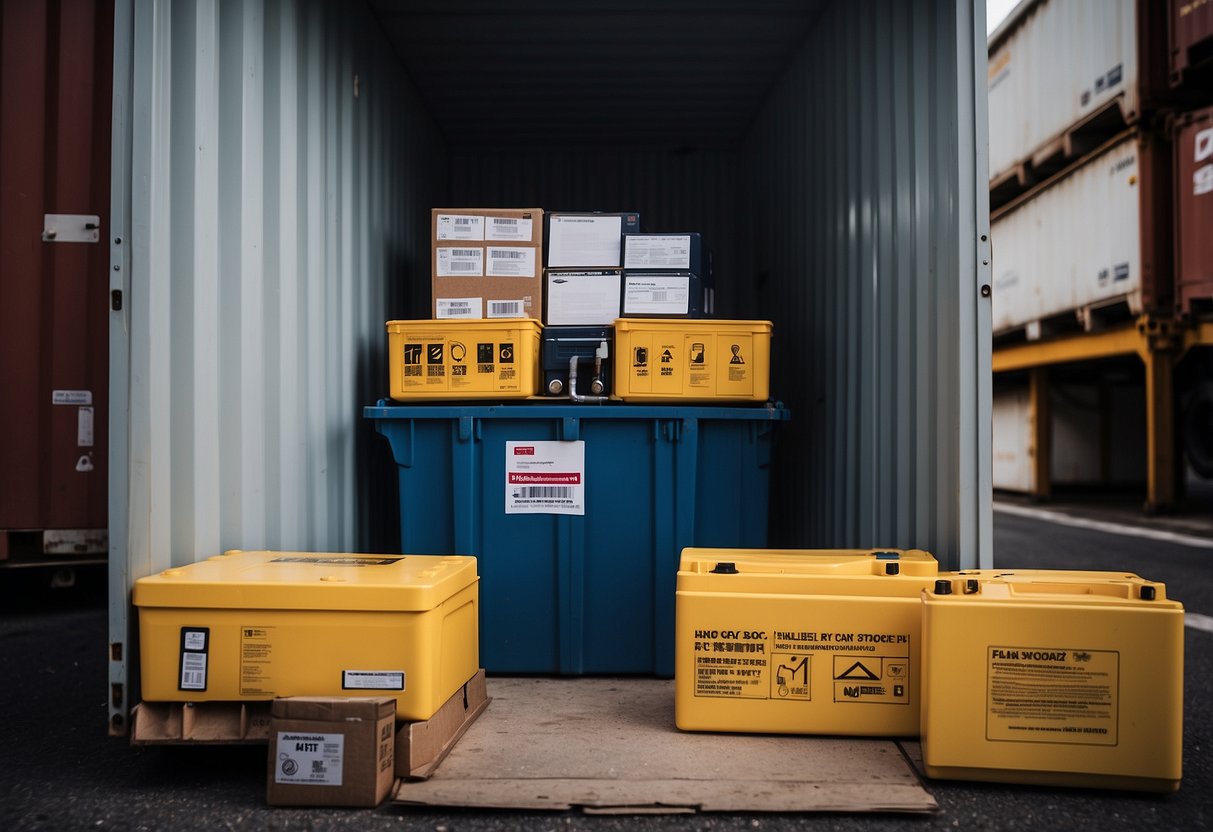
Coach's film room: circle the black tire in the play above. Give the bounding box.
[1183,380,1213,480]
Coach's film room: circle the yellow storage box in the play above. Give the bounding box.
[613,319,771,402]
[921,570,1184,792]
[134,550,479,721]
[675,548,938,736]
[387,318,541,400]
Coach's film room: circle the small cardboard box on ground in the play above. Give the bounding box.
[267,696,395,808]
[432,208,544,319]
[396,668,490,779]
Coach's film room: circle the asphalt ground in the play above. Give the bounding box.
[1,491,1210,832]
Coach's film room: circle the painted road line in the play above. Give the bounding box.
[1187,613,1213,633]
[994,502,1213,550]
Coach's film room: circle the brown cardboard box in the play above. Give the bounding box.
[396,668,489,779]
[131,701,272,744]
[267,697,395,808]
[431,208,544,319]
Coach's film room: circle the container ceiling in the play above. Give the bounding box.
[368,0,824,148]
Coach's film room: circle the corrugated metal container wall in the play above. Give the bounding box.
[1174,105,1213,315]
[1169,0,1213,88]
[745,0,992,561]
[988,0,1138,183]
[107,0,444,733]
[1,0,113,557]
[992,134,1157,335]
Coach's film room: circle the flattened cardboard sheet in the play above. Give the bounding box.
[393,678,935,814]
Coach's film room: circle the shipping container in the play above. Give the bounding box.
[1174,105,1213,316]
[1169,0,1213,89]
[987,0,1169,206]
[107,0,993,733]
[991,131,1173,338]
[0,0,113,567]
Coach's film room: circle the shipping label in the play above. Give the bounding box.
[986,646,1118,746]
[546,272,621,325]
[435,213,485,241]
[485,246,536,277]
[52,389,92,405]
[505,440,585,515]
[623,275,691,315]
[275,732,344,786]
[692,627,911,706]
[343,670,405,691]
[547,215,623,267]
[486,299,527,318]
[435,297,482,319]
[623,235,692,269]
[436,247,484,277]
[178,627,210,691]
[484,215,533,242]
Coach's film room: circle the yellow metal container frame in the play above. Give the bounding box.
[613,319,772,402]
[134,551,480,721]
[387,318,542,400]
[921,570,1183,792]
[675,548,939,736]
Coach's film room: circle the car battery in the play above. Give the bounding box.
[613,319,771,402]
[921,570,1184,792]
[675,548,939,736]
[133,550,480,721]
[621,271,707,318]
[541,326,614,398]
[387,318,541,400]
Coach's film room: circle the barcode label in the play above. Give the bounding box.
[455,217,472,225]
[485,215,533,241]
[491,249,525,259]
[492,218,517,226]
[451,261,477,272]
[436,297,482,318]
[516,486,572,499]
[180,653,207,690]
[485,246,535,277]
[651,291,668,302]
[488,300,523,317]
[437,247,484,276]
[436,213,485,240]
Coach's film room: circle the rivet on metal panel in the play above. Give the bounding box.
[114,237,122,244]
[981,285,992,298]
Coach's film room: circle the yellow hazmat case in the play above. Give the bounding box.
[387,318,541,400]
[921,570,1184,792]
[675,548,938,736]
[133,550,479,721]
[613,319,771,402]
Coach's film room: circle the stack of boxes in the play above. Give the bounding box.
[406,207,760,403]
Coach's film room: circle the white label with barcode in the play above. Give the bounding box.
[436,213,485,241]
[485,246,536,277]
[623,234,692,269]
[487,299,525,318]
[180,652,207,690]
[485,216,533,242]
[343,670,405,690]
[506,440,585,515]
[437,247,484,276]
[436,297,483,318]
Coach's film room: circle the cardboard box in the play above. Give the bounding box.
[546,212,640,267]
[267,696,395,807]
[544,269,622,325]
[432,208,544,319]
[131,701,272,744]
[396,669,490,779]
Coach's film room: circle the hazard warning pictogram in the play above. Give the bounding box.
[835,660,880,681]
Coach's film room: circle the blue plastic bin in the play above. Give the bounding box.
[364,401,789,676]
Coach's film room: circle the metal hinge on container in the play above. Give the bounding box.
[42,214,100,243]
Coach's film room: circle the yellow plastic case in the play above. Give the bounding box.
[675,548,938,736]
[921,570,1184,792]
[387,318,541,400]
[613,319,771,402]
[134,550,479,721]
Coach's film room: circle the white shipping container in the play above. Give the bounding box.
[991,135,1141,335]
[107,0,991,734]
[992,382,1146,492]
[988,0,1137,184]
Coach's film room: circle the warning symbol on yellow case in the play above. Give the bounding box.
[835,660,880,680]
[772,653,811,700]
[729,344,745,364]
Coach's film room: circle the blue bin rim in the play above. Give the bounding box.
[364,400,790,421]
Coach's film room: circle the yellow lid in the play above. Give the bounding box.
[678,548,938,596]
[614,318,772,334]
[927,569,1181,608]
[132,550,478,612]
[386,318,542,333]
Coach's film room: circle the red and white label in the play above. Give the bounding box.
[505,441,585,515]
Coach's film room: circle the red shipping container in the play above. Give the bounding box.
[1174,106,1213,316]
